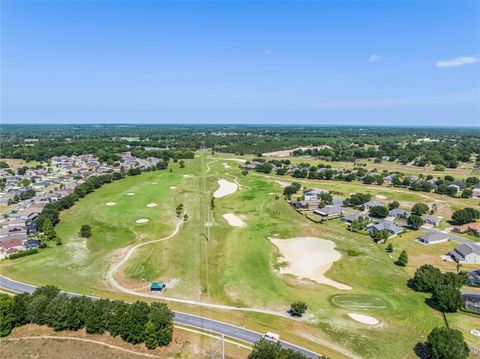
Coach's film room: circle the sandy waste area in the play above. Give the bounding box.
[270,237,352,290]
[223,213,246,227]
[348,313,379,325]
[214,179,238,198]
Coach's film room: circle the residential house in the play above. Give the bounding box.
[417,232,449,245]
[0,236,26,259]
[463,294,480,313]
[472,185,480,198]
[303,189,328,201]
[364,200,383,209]
[467,269,480,287]
[453,222,480,237]
[367,220,404,237]
[422,215,441,227]
[449,243,480,264]
[388,208,410,219]
[313,206,342,218]
[342,212,369,223]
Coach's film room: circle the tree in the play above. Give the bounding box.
[85,299,110,334]
[371,229,390,243]
[290,301,308,317]
[120,301,150,344]
[0,295,15,337]
[427,327,469,359]
[431,286,463,312]
[42,218,57,241]
[412,203,429,216]
[451,208,480,225]
[349,216,369,232]
[369,206,389,218]
[248,339,307,359]
[461,189,472,198]
[396,250,408,266]
[12,293,31,327]
[179,160,185,168]
[249,339,282,359]
[407,214,423,230]
[80,224,92,238]
[386,243,393,253]
[410,265,443,292]
[144,320,158,349]
[149,302,174,346]
[388,201,400,210]
[442,271,467,289]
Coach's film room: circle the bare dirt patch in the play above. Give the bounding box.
[270,237,352,290]
[375,195,387,200]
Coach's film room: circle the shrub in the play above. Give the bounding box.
[8,249,38,260]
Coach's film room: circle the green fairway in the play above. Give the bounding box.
[2,152,473,358]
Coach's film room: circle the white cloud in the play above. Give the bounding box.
[368,54,382,62]
[436,56,478,68]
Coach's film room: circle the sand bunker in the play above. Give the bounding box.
[151,182,158,184]
[183,174,193,179]
[222,163,231,169]
[223,213,246,227]
[135,218,149,224]
[375,195,387,200]
[146,203,158,208]
[170,186,177,190]
[270,237,352,290]
[214,179,238,198]
[126,192,135,196]
[105,202,116,206]
[348,313,379,325]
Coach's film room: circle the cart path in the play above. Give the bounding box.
[105,220,288,317]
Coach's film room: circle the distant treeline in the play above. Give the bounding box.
[0,285,174,350]
[1,125,479,165]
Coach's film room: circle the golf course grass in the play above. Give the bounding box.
[2,152,474,358]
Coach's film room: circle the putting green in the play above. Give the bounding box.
[330,294,389,310]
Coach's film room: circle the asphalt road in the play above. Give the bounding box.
[0,275,322,358]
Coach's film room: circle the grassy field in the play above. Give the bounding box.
[1,324,250,359]
[2,152,478,358]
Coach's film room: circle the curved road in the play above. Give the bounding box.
[0,274,322,358]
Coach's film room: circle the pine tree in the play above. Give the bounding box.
[144,320,158,349]
[396,250,408,266]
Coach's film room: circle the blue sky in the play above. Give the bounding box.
[1,1,479,126]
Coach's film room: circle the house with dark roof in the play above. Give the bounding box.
[417,232,449,245]
[388,208,410,218]
[449,243,480,264]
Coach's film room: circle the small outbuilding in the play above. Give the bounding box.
[150,282,166,291]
